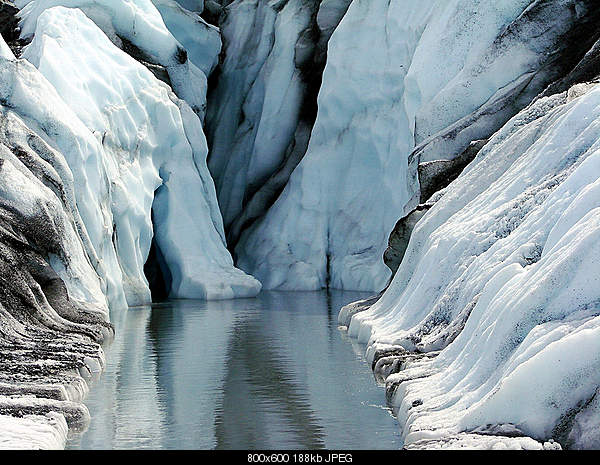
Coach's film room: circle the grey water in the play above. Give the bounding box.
[67,291,401,450]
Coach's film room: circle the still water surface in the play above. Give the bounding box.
[67,291,401,449]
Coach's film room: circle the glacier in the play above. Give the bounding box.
[0,0,600,451]
[206,0,317,230]
[20,5,260,302]
[17,0,212,118]
[235,0,600,292]
[0,42,110,444]
[205,0,352,246]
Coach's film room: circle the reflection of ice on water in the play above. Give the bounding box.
[68,291,401,450]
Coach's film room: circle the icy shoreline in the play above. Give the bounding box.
[340,79,600,450]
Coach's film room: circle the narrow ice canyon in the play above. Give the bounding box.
[0,0,599,450]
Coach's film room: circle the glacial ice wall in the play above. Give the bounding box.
[0,33,126,310]
[17,0,211,118]
[0,32,111,450]
[344,81,600,448]
[236,0,600,292]
[205,0,352,247]
[206,0,318,229]
[19,5,260,302]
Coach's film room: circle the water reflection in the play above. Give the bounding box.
[68,291,401,450]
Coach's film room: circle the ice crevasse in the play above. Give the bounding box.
[206,0,317,231]
[343,82,600,449]
[15,3,261,304]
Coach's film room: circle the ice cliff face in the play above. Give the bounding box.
[235,0,600,292]
[20,5,260,302]
[11,1,260,304]
[330,3,600,448]
[205,0,352,248]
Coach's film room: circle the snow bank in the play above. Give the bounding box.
[346,83,600,447]
[566,388,600,449]
[236,0,595,292]
[20,6,259,302]
[404,433,552,450]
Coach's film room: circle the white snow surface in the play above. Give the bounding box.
[235,0,581,291]
[404,433,554,450]
[345,83,600,447]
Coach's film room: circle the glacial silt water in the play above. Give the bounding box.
[68,291,401,449]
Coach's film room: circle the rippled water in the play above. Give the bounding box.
[67,291,401,450]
